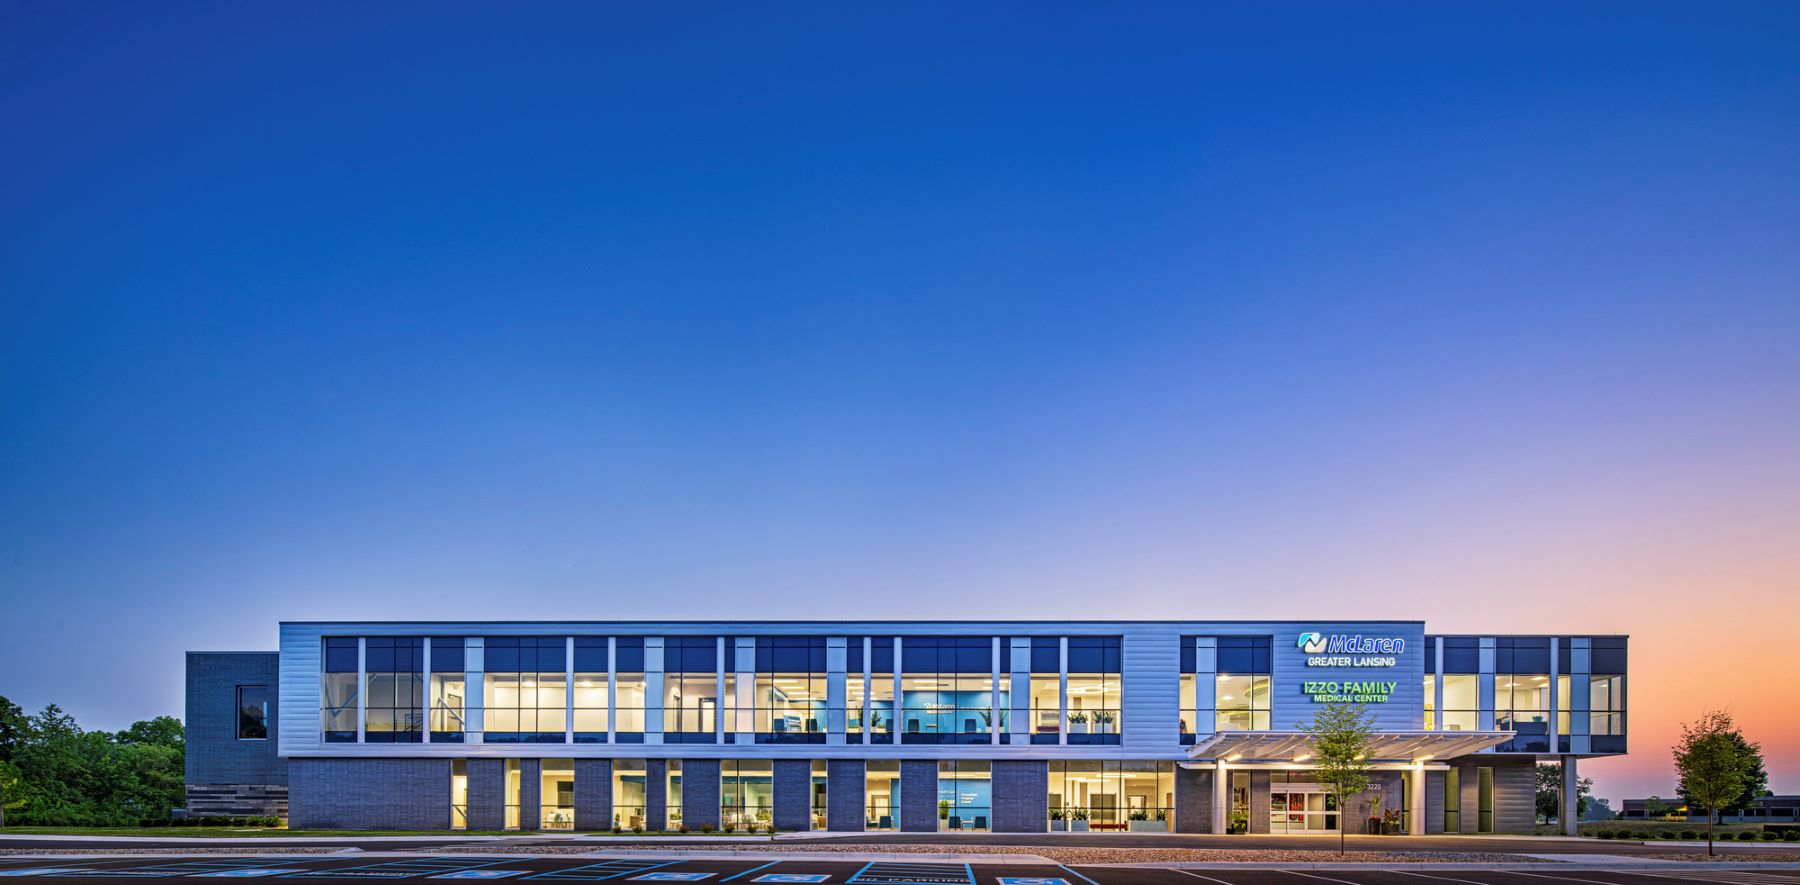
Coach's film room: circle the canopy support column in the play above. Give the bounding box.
[1212,760,1228,835]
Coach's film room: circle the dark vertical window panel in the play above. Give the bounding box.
[574,638,608,672]
[431,638,466,674]
[666,637,717,673]
[615,638,646,672]
[324,638,359,673]
[1442,637,1479,673]
[1030,638,1060,674]
[237,685,269,739]
[1179,639,1196,675]
[847,638,863,675]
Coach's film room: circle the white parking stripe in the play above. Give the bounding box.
[1508,871,1662,885]
[1392,869,1499,885]
[1280,871,1367,885]
[1171,871,1241,885]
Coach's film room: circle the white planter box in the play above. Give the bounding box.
[1050,820,1068,831]
[1071,820,1090,832]
[1128,820,1169,832]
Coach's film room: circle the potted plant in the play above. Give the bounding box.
[1382,808,1402,835]
[1050,808,1067,832]
[1366,795,1384,835]
[940,799,951,822]
[1071,807,1090,832]
[1093,710,1116,734]
[1067,711,1089,734]
[1228,809,1248,835]
[1128,809,1166,833]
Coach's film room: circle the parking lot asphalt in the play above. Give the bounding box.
[3,854,1800,884]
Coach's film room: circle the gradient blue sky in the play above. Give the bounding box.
[3,2,1798,802]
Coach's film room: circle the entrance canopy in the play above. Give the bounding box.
[1184,729,1514,764]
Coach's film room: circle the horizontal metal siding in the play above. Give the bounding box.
[1120,626,1178,753]
[278,624,322,756]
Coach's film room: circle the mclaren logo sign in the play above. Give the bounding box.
[1297,632,1404,668]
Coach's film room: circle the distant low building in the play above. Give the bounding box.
[1620,794,1798,824]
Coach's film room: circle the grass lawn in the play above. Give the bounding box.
[0,827,516,837]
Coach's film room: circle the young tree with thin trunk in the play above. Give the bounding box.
[1304,702,1375,855]
[1673,710,1758,856]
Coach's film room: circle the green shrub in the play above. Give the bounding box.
[1761,830,1779,841]
[1736,831,1758,841]
[1596,830,1614,839]
[1679,830,1697,840]
[1783,830,1799,841]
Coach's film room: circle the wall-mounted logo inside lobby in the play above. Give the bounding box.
[1298,632,1404,668]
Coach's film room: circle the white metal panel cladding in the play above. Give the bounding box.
[278,623,323,755]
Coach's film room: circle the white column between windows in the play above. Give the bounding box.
[606,637,617,744]
[422,637,432,745]
[566,636,576,745]
[1212,760,1228,834]
[1058,637,1068,747]
[356,637,366,744]
[862,636,872,746]
[1409,760,1427,836]
[892,637,903,744]
[715,636,726,743]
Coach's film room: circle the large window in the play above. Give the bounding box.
[1211,637,1269,732]
[541,760,574,830]
[615,639,646,742]
[613,759,647,830]
[868,638,895,744]
[451,759,467,830]
[666,760,683,829]
[721,761,773,831]
[902,637,998,745]
[1048,761,1173,831]
[321,637,358,743]
[755,637,826,743]
[1030,637,1060,745]
[1423,673,1436,731]
[1589,674,1625,736]
[236,685,268,740]
[430,638,466,743]
[365,637,423,743]
[866,761,900,829]
[1494,638,1552,752]
[483,637,567,743]
[938,761,991,830]
[1440,674,1478,732]
[664,637,719,743]
[504,759,522,830]
[1066,637,1120,744]
[811,760,828,830]
[572,637,608,743]
[1179,639,1197,744]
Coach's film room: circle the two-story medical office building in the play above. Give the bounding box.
[185,620,1626,835]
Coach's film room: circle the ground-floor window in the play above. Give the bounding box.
[614,759,647,830]
[1230,771,1250,834]
[1268,772,1338,833]
[667,761,683,830]
[1477,767,1493,833]
[866,761,899,830]
[811,761,828,830]
[722,761,773,831]
[504,759,522,830]
[1047,761,1174,832]
[1444,767,1460,832]
[450,760,467,830]
[541,760,573,830]
[938,760,990,830]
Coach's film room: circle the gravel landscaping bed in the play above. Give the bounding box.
[1660,853,1800,862]
[0,848,345,856]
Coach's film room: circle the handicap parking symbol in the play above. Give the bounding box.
[428,874,531,881]
[752,877,831,884]
[628,876,714,882]
[0,871,90,878]
[997,879,1070,885]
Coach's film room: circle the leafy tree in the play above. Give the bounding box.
[1535,762,1592,822]
[0,760,22,827]
[1303,702,1374,855]
[0,697,27,763]
[1683,730,1766,818]
[1673,710,1758,856]
[0,697,186,827]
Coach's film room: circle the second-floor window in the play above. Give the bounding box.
[756,636,825,743]
[483,636,566,743]
[1066,637,1120,744]
[663,637,718,742]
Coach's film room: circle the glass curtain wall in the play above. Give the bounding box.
[1212,637,1269,732]
[321,638,358,743]
[483,637,567,743]
[902,637,997,745]
[451,759,467,830]
[1048,761,1174,831]
[663,638,719,743]
[811,760,828,830]
[1030,638,1060,745]
[866,761,900,829]
[847,639,865,737]
[1495,637,1551,752]
[756,637,827,743]
[1268,772,1338,833]
[364,638,424,742]
[572,638,608,743]
[1179,639,1197,744]
[869,638,895,743]
[504,759,522,830]
[1439,638,1479,731]
[666,760,683,829]
[937,761,991,830]
[1065,638,1120,744]
[613,760,647,830]
[614,639,646,742]
[721,761,774,831]
[430,638,466,742]
[541,760,574,829]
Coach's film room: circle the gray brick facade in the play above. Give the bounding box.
[574,759,613,830]
[1247,770,1270,834]
[184,652,287,817]
[899,759,938,833]
[646,759,668,831]
[518,759,541,831]
[990,760,1046,833]
[467,759,504,831]
[772,759,812,832]
[683,760,721,831]
[826,759,865,831]
[288,758,448,830]
[1174,765,1211,833]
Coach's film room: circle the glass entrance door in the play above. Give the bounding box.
[1268,783,1338,833]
